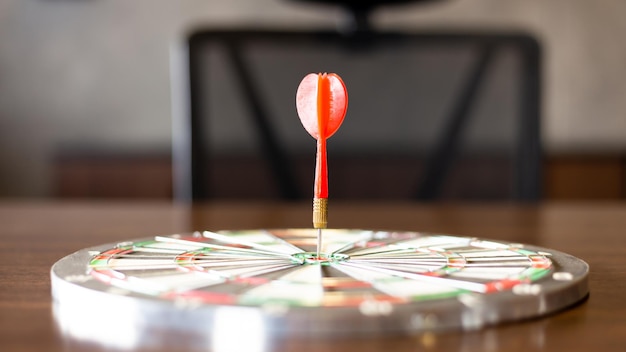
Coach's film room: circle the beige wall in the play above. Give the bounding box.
[0,0,624,196]
[378,0,626,153]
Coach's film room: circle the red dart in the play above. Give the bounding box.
[296,72,348,235]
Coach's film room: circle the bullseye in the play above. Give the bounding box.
[291,252,350,265]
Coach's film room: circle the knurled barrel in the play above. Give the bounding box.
[313,197,328,229]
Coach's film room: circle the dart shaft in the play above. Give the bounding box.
[315,74,330,199]
[314,138,328,198]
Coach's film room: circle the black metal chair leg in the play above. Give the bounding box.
[415,44,496,200]
[225,43,301,200]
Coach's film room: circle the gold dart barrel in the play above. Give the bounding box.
[313,197,328,229]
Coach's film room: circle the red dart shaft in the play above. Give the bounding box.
[315,138,328,198]
[315,73,330,200]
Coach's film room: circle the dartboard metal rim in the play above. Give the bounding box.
[51,228,589,347]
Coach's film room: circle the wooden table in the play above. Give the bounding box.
[1,201,624,351]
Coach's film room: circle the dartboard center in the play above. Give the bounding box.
[291,252,350,265]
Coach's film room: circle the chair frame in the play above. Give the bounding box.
[172,29,542,202]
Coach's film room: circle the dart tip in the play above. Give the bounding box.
[316,228,322,259]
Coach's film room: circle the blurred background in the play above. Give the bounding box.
[0,0,624,200]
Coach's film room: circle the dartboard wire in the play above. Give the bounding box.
[90,249,183,271]
[336,244,409,257]
[203,230,305,255]
[235,269,326,307]
[327,263,460,303]
[200,263,372,306]
[89,256,294,271]
[183,264,325,305]
[456,251,548,265]
[444,246,519,253]
[179,250,298,262]
[182,260,297,270]
[179,253,292,263]
[131,247,182,254]
[330,242,467,298]
[348,251,448,258]
[338,248,551,288]
[88,251,296,271]
[349,262,449,274]
[447,262,531,268]
[173,249,302,279]
[342,239,472,257]
[346,262,528,281]
[88,247,302,289]
[90,253,185,259]
[91,262,180,270]
[337,261,490,293]
[327,231,377,255]
[346,235,472,251]
[123,271,227,295]
[156,235,293,256]
[268,263,324,284]
[155,235,296,260]
[346,241,545,262]
[186,247,401,307]
[257,229,312,254]
[132,239,204,253]
[89,251,297,261]
[91,260,301,297]
[348,254,450,264]
[203,262,300,281]
[450,248,535,257]
[344,250,545,277]
[184,258,297,272]
[131,244,301,258]
[197,251,300,262]
[196,252,297,259]
[462,256,534,263]
[351,251,444,256]
[348,252,449,262]
[348,259,450,267]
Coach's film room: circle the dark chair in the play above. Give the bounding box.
[171,0,542,203]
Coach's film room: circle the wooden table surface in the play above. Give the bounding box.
[0,200,624,351]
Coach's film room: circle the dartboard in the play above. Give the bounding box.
[51,229,588,342]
